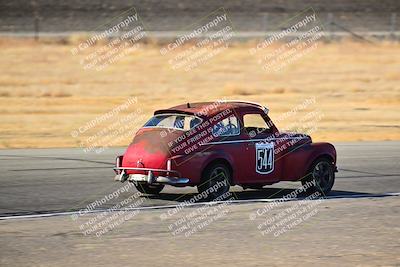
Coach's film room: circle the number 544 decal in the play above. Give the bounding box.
[256,142,274,174]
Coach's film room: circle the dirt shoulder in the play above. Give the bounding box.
[0,39,399,148]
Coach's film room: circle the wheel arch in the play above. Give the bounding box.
[201,158,234,184]
[304,143,337,177]
[306,154,335,172]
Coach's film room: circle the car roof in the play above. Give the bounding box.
[154,100,269,117]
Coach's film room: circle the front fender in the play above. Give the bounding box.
[305,142,337,168]
[282,142,337,181]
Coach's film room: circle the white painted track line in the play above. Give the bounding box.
[1,192,399,221]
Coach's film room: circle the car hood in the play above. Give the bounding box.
[277,132,312,144]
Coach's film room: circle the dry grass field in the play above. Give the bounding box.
[0,38,399,149]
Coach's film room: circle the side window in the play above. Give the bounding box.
[243,113,271,136]
[212,116,240,137]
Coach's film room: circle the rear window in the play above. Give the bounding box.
[143,114,202,130]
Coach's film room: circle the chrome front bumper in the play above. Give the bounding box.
[113,167,189,185]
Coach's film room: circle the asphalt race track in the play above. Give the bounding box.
[1,141,400,266]
[0,141,399,217]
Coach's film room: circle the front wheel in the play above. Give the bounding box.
[134,183,164,195]
[302,158,335,196]
[198,163,231,201]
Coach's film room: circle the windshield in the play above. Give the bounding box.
[143,114,202,130]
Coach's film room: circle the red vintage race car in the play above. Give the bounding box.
[114,101,337,199]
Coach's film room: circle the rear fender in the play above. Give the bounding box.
[200,150,236,184]
[168,150,235,185]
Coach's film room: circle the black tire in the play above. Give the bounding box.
[198,163,231,201]
[135,183,164,195]
[302,158,335,196]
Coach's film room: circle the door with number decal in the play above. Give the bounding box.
[255,142,274,174]
[240,113,283,184]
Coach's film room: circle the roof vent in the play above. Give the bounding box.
[187,102,191,108]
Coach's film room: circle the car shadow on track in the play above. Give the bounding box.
[146,188,375,203]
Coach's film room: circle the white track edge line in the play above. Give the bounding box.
[1,192,399,221]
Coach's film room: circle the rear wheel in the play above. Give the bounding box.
[302,158,335,196]
[198,163,231,201]
[134,183,164,195]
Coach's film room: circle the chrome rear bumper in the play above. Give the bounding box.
[113,167,189,185]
